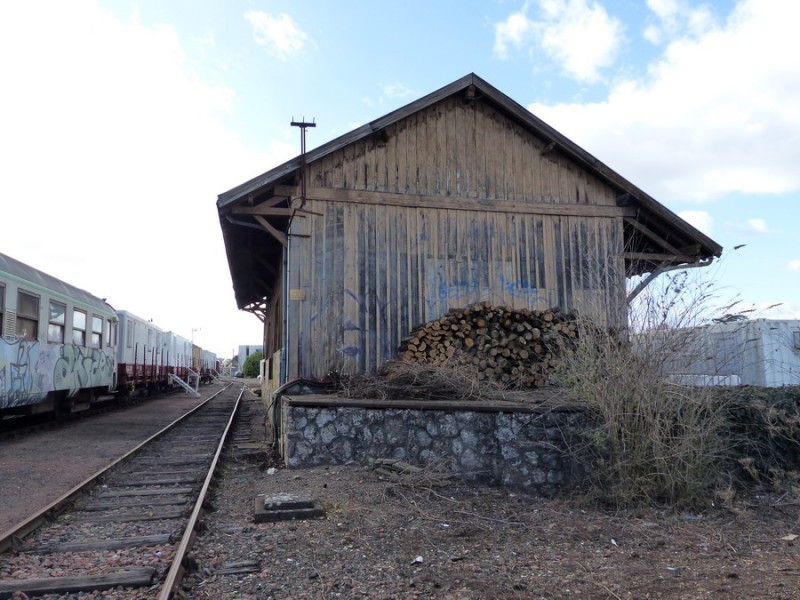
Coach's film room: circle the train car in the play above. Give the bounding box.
[162,330,193,382]
[192,343,202,374]
[200,349,218,382]
[116,310,168,395]
[1,252,117,416]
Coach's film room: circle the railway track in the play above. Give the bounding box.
[0,383,244,599]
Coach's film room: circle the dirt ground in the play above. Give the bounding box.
[2,387,800,599]
[184,459,800,600]
[184,402,800,600]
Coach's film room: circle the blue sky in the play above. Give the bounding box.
[1,0,797,358]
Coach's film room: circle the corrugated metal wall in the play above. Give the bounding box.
[283,95,626,379]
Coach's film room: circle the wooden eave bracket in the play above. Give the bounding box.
[253,215,288,247]
[232,203,322,217]
[230,191,321,248]
[243,300,268,322]
[624,217,692,262]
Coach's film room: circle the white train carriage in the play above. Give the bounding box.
[0,252,117,415]
[200,349,218,382]
[162,330,193,381]
[116,310,167,394]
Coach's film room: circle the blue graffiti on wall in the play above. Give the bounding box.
[499,275,541,301]
[0,338,115,410]
[337,288,393,362]
[429,274,540,313]
[437,278,488,302]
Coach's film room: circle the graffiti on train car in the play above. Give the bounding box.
[0,338,115,409]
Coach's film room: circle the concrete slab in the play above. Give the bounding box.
[253,493,325,523]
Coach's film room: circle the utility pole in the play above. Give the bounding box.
[291,118,316,202]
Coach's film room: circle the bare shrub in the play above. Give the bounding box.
[556,268,747,510]
[721,386,800,488]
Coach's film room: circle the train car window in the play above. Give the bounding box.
[15,291,39,341]
[126,319,135,348]
[91,315,102,348]
[48,300,66,343]
[105,319,113,348]
[0,284,4,336]
[73,309,87,346]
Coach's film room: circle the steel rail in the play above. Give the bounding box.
[0,383,234,554]
[158,385,245,599]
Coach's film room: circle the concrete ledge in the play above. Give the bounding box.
[282,393,584,414]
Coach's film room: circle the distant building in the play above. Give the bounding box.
[237,345,264,364]
[658,319,800,387]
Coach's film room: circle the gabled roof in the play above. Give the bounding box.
[218,73,723,311]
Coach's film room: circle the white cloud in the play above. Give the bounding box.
[725,217,780,236]
[644,0,716,44]
[361,82,416,112]
[647,0,681,21]
[244,10,308,61]
[494,0,624,84]
[747,218,769,234]
[381,82,415,99]
[0,1,279,356]
[788,260,800,272]
[528,0,800,202]
[678,210,713,235]
[493,10,537,59]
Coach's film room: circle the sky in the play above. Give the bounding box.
[1,0,798,359]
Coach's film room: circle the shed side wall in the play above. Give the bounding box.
[285,199,625,378]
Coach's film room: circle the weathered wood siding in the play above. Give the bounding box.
[285,202,624,378]
[309,95,619,206]
[283,95,626,379]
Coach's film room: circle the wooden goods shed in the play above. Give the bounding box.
[217,73,722,387]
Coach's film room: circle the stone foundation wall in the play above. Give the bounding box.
[280,397,588,496]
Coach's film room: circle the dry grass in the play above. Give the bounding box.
[554,268,750,510]
[557,325,732,510]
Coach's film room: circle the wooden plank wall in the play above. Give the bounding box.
[310,95,619,207]
[282,94,627,379]
[286,201,624,379]
[263,270,283,357]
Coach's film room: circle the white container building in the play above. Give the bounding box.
[662,319,800,387]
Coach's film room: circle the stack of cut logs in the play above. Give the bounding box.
[398,302,578,388]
